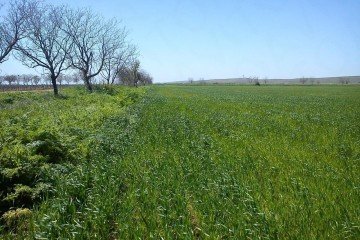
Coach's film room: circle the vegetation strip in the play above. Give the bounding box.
[0,86,146,238]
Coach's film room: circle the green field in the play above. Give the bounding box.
[1,85,359,239]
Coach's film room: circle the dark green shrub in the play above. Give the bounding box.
[2,97,14,104]
[29,131,72,164]
[0,131,72,221]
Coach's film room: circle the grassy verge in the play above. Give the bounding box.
[0,86,146,238]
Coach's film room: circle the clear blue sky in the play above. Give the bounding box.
[1,0,359,82]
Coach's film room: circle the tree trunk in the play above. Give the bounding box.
[51,74,59,96]
[84,77,93,92]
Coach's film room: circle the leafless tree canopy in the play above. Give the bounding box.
[0,0,150,94]
[63,8,136,91]
[299,77,308,84]
[118,60,152,87]
[14,3,72,95]
[0,0,36,64]
[4,74,17,85]
[101,44,138,85]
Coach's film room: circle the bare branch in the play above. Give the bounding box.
[0,0,38,64]
[14,3,72,95]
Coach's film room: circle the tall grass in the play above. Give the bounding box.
[1,85,359,239]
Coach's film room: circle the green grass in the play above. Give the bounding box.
[1,85,359,239]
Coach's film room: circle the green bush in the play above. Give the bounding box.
[0,86,146,235]
[0,131,72,219]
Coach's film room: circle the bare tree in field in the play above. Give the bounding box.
[64,8,123,92]
[0,0,36,64]
[138,69,153,85]
[101,44,138,85]
[21,74,32,85]
[4,74,17,85]
[263,77,268,85]
[338,77,350,84]
[64,75,72,85]
[130,60,140,87]
[56,73,64,86]
[14,3,72,95]
[299,77,308,84]
[71,71,82,84]
[118,62,152,86]
[31,75,40,85]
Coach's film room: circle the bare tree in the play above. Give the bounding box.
[138,69,153,85]
[263,77,268,85]
[21,74,32,85]
[64,8,124,92]
[118,63,152,87]
[188,77,194,84]
[0,0,36,64]
[14,3,72,95]
[338,77,350,84]
[15,74,21,85]
[254,77,260,86]
[4,74,17,85]
[118,67,131,85]
[101,44,137,85]
[56,73,64,86]
[31,75,40,85]
[64,75,72,85]
[299,77,308,84]
[130,60,140,87]
[71,71,82,84]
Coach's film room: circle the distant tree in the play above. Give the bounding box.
[71,71,82,84]
[0,0,37,64]
[309,78,315,84]
[118,61,152,87]
[0,75,3,85]
[118,67,131,85]
[299,77,308,84]
[64,75,72,85]
[138,70,153,85]
[129,60,140,87]
[14,3,72,95]
[248,76,259,85]
[31,75,40,85]
[100,43,137,85]
[188,77,194,84]
[15,75,21,85]
[4,74,17,85]
[263,77,268,85]
[21,74,32,85]
[338,77,350,84]
[56,73,64,86]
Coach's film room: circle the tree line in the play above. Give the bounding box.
[0,0,152,95]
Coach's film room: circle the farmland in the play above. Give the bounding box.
[1,85,359,239]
